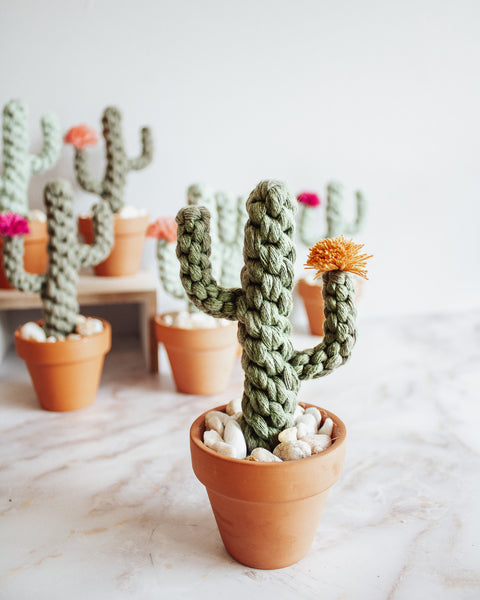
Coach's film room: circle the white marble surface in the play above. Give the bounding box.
[0,311,479,600]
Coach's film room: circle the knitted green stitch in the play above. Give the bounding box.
[71,106,153,213]
[2,179,113,338]
[0,99,61,216]
[298,181,366,247]
[176,180,367,452]
[156,184,245,310]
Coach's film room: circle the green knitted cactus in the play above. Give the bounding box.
[66,106,153,213]
[2,179,113,338]
[176,180,370,452]
[297,182,366,247]
[0,99,61,216]
[151,184,245,309]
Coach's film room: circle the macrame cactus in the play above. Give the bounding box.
[0,99,61,216]
[65,106,154,213]
[149,184,245,310]
[2,179,113,338]
[176,180,371,452]
[297,181,366,247]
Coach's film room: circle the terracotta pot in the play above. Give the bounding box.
[0,220,48,289]
[297,277,364,337]
[190,403,347,569]
[154,314,238,395]
[14,319,111,412]
[78,214,149,276]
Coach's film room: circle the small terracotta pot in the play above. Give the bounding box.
[154,314,238,395]
[0,220,48,289]
[297,277,364,337]
[78,214,149,276]
[190,403,347,569]
[15,320,111,412]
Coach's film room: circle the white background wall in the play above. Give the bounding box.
[1,0,479,322]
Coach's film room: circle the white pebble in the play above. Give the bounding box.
[300,434,332,454]
[226,398,242,416]
[223,419,247,459]
[278,427,298,443]
[75,315,87,324]
[295,413,317,436]
[76,317,104,337]
[249,448,282,463]
[273,440,312,461]
[293,404,305,420]
[162,314,174,326]
[116,205,148,218]
[27,209,46,222]
[304,407,322,427]
[67,333,81,340]
[205,410,229,436]
[318,417,334,437]
[210,441,237,458]
[203,429,223,448]
[18,322,46,342]
[46,336,57,343]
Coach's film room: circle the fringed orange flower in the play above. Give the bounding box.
[305,235,372,280]
[64,124,98,150]
[147,216,177,242]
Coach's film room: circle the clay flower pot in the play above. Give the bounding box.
[298,277,364,336]
[190,403,347,569]
[15,320,111,412]
[154,315,238,395]
[0,220,48,289]
[78,214,149,276]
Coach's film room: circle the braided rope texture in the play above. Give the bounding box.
[73,106,153,213]
[176,180,360,452]
[157,184,245,304]
[0,99,61,215]
[298,181,366,246]
[3,179,113,338]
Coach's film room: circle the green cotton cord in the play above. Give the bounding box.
[2,179,113,338]
[216,191,246,288]
[176,180,359,452]
[326,181,366,238]
[73,106,154,213]
[0,99,61,216]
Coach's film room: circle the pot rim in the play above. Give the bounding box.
[14,318,111,346]
[154,312,237,334]
[190,402,346,468]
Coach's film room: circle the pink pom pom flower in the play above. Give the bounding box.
[64,124,98,150]
[147,217,177,242]
[297,192,321,207]
[0,213,30,236]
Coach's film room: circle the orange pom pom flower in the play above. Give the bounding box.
[305,235,372,280]
[147,216,177,242]
[64,125,98,150]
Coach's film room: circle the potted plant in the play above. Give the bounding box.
[175,179,371,569]
[0,99,61,288]
[149,184,245,395]
[297,181,366,335]
[1,179,113,411]
[64,105,153,276]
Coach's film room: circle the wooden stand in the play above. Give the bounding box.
[0,270,159,372]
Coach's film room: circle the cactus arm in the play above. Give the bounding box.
[326,182,344,238]
[290,270,358,380]
[156,238,188,300]
[2,235,44,292]
[175,205,243,320]
[29,113,62,175]
[73,149,104,196]
[77,201,113,267]
[216,192,246,288]
[298,203,323,247]
[345,190,367,235]
[128,127,154,171]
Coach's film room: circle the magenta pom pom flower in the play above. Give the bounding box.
[297,192,321,207]
[0,213,30,237]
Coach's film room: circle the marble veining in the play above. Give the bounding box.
[0,311,479,599]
